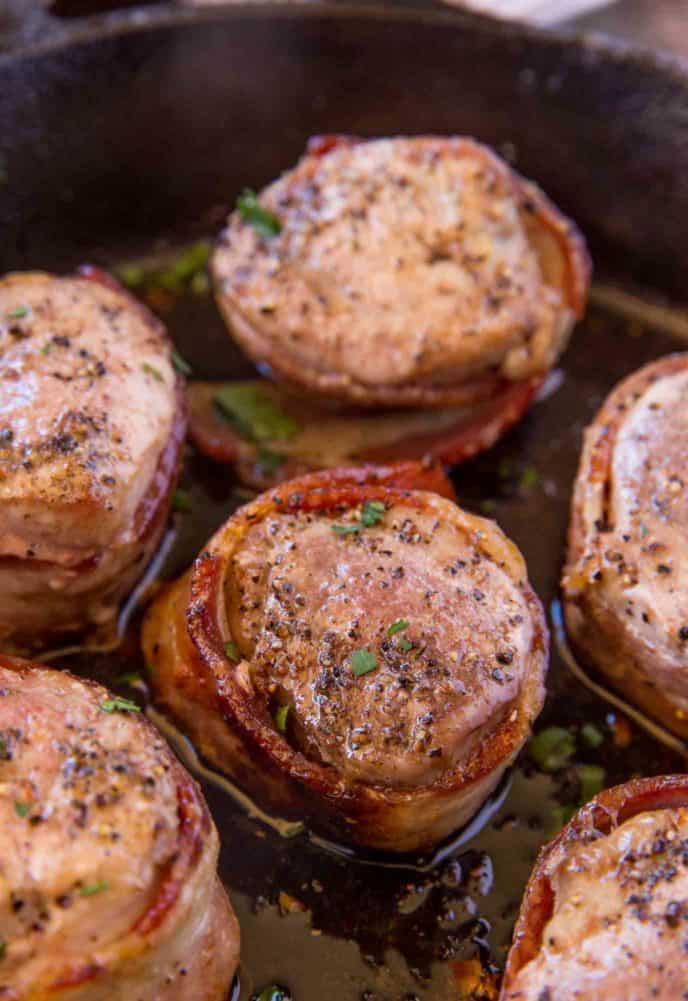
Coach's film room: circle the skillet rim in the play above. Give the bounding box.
[3,0,688,78]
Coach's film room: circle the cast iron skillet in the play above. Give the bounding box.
[2,6,688,999]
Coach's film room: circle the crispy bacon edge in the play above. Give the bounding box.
[142,462,548,852]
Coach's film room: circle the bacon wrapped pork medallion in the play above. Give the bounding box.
[212,135,589,424]
[501,775,688,1000]
[563,354,688,736]
[143,462,548,852]
[0,654,239,1000]
[0,269,186,652]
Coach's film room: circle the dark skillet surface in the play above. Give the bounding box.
[2,8,688,999]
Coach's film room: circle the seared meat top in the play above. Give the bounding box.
[0,272,178,564]
[226,497,535,787]
[214,136,585,402]
[0,663,180,991]
[504,806,688,1000]
[564,357,688,710]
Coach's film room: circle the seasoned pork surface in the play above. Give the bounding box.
[0,270,185,649]
[0,655,239,1000]
[564,354,688,735]
[503,778,688,1001]
[143,463,548,851]
[213,135,589,408]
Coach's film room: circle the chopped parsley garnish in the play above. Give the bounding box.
[529,726,575,773]
[580,722,605,749]
[333,499,387,536]
[100,696,141,714]
[142,362,164,382]
[225,641,241,663]
[40,342,52,355]
[116,672,143,687]
[388,619,410,637]
[14,801,29,818]
[116,241,210,294]
[171,349,192,377]
[214,384,299,442]
[397,637,413,653]
[7,305,29,319]
[117,263,145,288]
[257,448,286,475]
[350,648,378,677]
[579,763,606,802]
[360,499,386,526]
[332,520,362,536]
[79,881,109,897]
[252,987,291,1001]
[237,189,282,238]
[173,489,192,512]
[519,465,540,493]
[275,705,290,733]
[159,241,210,289]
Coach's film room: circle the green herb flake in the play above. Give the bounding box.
[214,384,299,442]
[332,522,361,536]
[225,641,241,663]
[360,499,386,527]
[639,521,649,539]
[159,241,210,288]
[529,726,576,773]
[190,271,210,296]
[397,637,413,653]
[171,349,192,377]
[580,722,605,749]
[275,705,290,733]
[579,763,606,803]
[79,881,109,897]
[142,362,164,383]
[519,465,540,493]
[116,672,143,687]
[237,189,282,238]
[0,940,6,961]
[14,801,30,818]
[40,341,52,356]
[388,619,410,637]
[117,264,145,289]
[100,696,141,714]
[548,803,578,835]
[333,499,386,536]
[173,489,192,513]
[253,986,291,1001]
[257,448,285,475]
[7,305,29,320]
[350,648,378,677]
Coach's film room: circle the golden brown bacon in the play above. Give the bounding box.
[142,462,547,852]
[0,654,239,1000]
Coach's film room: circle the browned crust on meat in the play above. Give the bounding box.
[562,353,688,737]
[0,267,188,652]
[501,775,688,995]
[0,654,238,1001]
[212,135,590,410]
[143,462,547,851]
